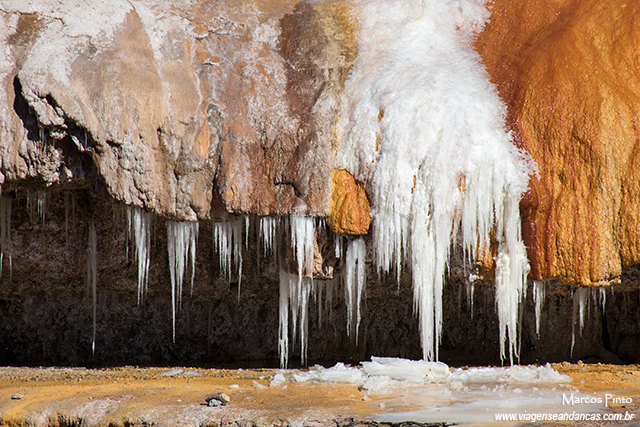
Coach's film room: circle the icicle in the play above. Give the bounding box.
[127,206,152,304]
[533,280,545,337]
[344,237,366,341]
[466,281,475,319]
[167,221,199,342]
[334,233,343,259]
[245,216,250,248]
[259,216,279,256]
[64,192,70,244]
[275,216,317,368]
[0,195,12,280]
[278,269,290,369]
[570,286,590,357]
[37,191,46,225]
[86,221,97,356]
[577,287,589,334]
[290,216,315,279]
[27,190,47,225]
[278,269,314,368]
[213,218,244,299]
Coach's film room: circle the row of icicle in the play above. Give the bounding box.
[0,192,614,366]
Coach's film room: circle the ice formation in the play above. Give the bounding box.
[336,0,531,363]
[86,221,97,356]
[344,237,366,341]
[213,218,244,299]
[533,281,545,336]
[362,356,450,383]
[167,221,199,342]
[27,190,47,225]
[0,195,11,279]
[289,357,570,388]
[279,270,315,368]
[259,216,279,256]
[127,206,152,304]
[278,216,316,367]
[570,286,607,356]
[63,192,76,244]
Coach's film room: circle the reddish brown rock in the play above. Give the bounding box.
[476,0,640,285]
[327,169,370,236]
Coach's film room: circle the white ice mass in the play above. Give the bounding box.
[336,0,532,364]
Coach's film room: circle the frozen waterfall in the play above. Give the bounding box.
[337,0,532,364]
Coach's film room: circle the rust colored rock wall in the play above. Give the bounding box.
[327,169,370,236]
[476,0,640,285]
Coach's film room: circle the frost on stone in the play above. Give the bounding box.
[336,0,532,364]
[167,220,199,343]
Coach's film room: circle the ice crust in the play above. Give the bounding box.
[289,357,571,389]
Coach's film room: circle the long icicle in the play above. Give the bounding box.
[344,237,366,342]
[127,206,152,304]
[0,195,12,280]
[167,221,199,343]
[86,220,97,356]
[213,218,244,300]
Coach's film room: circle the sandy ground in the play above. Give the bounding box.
[0,363,639,427]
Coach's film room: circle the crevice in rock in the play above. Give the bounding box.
[12,76,39,142]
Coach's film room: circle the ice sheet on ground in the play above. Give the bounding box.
[377,390,602,427]
[293,363,366,384]
[362,357,449,383]
[447,364,572,385]
[283,357,603,426]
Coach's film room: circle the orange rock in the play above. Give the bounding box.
[476,0,640,285]
[327,169,370,235]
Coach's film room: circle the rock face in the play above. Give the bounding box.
[476,0,640,285]
[0,0,355,220]
[327,169,370,235]
[1,0,640,367]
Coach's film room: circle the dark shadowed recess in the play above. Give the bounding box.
[0,188,639,368]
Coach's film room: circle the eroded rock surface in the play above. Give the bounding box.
[476,0,640,285]
[0,0,356,220]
